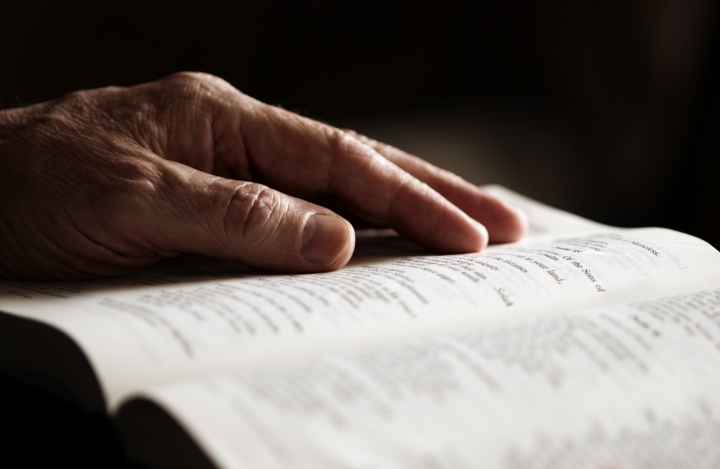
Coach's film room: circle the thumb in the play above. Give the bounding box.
[150,165,354,272]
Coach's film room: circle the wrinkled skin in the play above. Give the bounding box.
[0,72,527,280]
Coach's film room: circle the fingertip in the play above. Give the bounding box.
[511,205,530,239]
[487,204,529,244]
[300,213,355,269]
[469,218,490,251]
[422,210,489,254]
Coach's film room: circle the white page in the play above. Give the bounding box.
[1,187,719,408]
[129,287,720,469]
[484,185,608,236]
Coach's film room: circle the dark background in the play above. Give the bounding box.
[1,0,718,466]
[2,0,719,246]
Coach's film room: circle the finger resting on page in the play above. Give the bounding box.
[324,140,489,254]
[344,130,528,244]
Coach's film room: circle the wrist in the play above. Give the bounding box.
[0,103,47,142]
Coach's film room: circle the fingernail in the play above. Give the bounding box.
[301,214,351,266]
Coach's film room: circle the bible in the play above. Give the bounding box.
[1,185,719,468]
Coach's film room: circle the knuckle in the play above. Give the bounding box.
[42,90,94,125]
[159,71,231,100]
[51,87,116,120]
[96,158,165,218]
[165,71,219,85]
[162,71,208,91]
[324,126,356,154]
[56,89,92,109]
[325,126,382,166]
[324,126,359,161]
[149,71,237,120]
[341,128,374,146]
[44,87,124,132]
[115,156,165,188]
[225,184,286,247]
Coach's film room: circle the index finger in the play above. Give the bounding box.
[346,131,528,244]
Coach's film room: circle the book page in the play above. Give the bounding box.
[484,185,609,236]
[121,287,720,468]
[1,187,719,409]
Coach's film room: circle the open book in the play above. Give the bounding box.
[1,186,719,468]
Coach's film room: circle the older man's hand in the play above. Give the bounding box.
[0,72,526,280]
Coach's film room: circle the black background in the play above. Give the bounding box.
[1,1,719,466]
[2,1,719,244]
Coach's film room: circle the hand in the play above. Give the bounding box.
[0,72,527,280]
